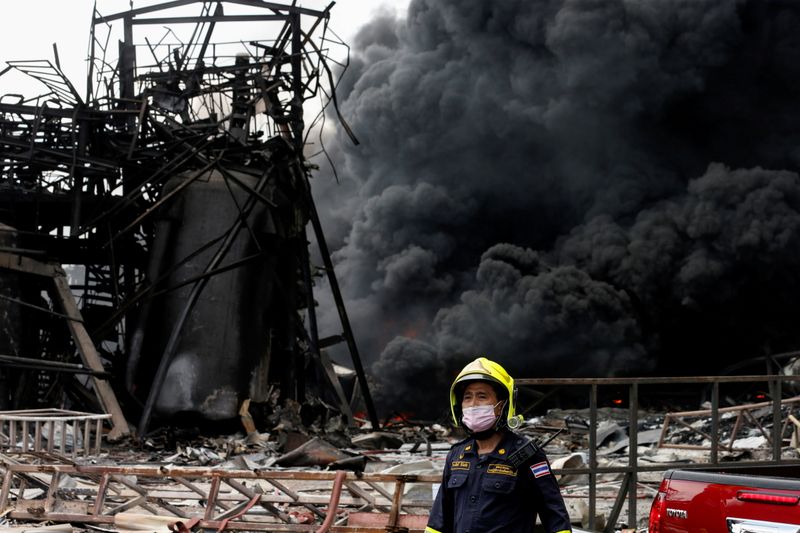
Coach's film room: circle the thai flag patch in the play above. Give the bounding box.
[530,461,550,478]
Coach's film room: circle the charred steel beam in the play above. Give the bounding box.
[307,192,380,431]
[70,108,90,235]
[317,335,345,349]
[0,135,118,169]
[0,354,111,378]
[94,0,328,24]
[51,274,130,439]
[1,463,439,482]
[300,29,359,146]
[134,61,286,82]
[2,457,797,483]
[0,292,81,323]
[772,378,782,462]
[0,103,93,119]
[80,136,216,234]
[132,15,287,24]
[149,251,264,298]
[111,161,217,241]
[290,12,303,153]
[194,2,223,70]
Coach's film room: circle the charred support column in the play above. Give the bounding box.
[772,377,782,461]
[308,195,380,430]
[121,17,134,98]
[229,54,251,144]
[70,110,90,235]
[286,13,307,403]
[627,383,638,528]
[289,13,304,155]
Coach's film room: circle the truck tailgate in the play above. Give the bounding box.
[651,470,800,532]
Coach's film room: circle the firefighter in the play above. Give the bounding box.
[426,357,572,533]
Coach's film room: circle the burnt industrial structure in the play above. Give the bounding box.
[0,0,378,436]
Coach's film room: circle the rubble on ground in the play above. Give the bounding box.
[2,394,799,532]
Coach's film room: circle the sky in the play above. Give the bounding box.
[0,0,409,98]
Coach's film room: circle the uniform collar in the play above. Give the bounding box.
[463,430,515,460]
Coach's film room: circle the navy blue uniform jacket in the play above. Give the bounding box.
[426,430,572,533]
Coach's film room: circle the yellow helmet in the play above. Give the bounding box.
[449,357,523,429]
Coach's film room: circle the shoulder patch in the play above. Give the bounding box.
[451,460,471,471]
[487,463,515,476]
[530,461,550,478]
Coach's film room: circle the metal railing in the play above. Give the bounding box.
[0,408,110,456]
[515,375,800,531]
[0,457,439,532]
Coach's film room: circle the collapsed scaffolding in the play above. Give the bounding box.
[0,0,380,436]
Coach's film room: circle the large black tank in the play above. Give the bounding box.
[139,168,281,421]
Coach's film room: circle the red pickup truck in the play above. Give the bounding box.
[649,466,800,532]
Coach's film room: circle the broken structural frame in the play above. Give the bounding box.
[658,395,800,451]
[0,252,129,438]
[0,454,437,532]
[516,374,800,532]
[0,0,380,432]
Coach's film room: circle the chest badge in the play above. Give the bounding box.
[451,460,471,471]
[487,464,515,476]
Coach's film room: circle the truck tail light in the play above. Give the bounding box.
[736,491,800,505]
[649,479,669,533]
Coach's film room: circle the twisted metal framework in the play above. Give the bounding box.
[0,1,377,433]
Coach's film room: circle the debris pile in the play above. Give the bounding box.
[2,388,800,532]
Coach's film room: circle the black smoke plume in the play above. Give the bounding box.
[312,0,800,415]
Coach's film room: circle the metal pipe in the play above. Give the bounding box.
[316,470,346,533]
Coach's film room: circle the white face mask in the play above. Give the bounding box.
[462,401,502,432]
